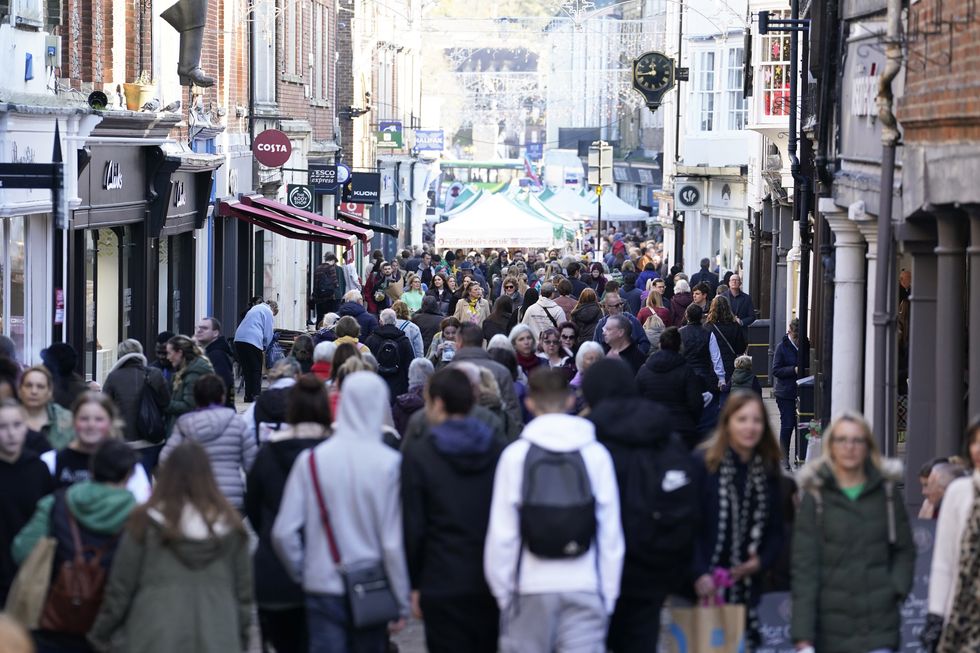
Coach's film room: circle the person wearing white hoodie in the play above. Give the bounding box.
[520,282,568,339]
[484,367,624,653]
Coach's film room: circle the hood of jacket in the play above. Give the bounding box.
[180,355,213,378]
[270,436,324,473]
[333,371,388,441]
[179,406,238,443]
[66,480,137,534]
[672,292,693,307]
[797,457,904,495]
[588,397,671,448]
[645,349,687,373]
[338,301,367,319]
[109,352,147,374]
[572,302,602,322]
[205,336,234,356]
[731,368,755,386]
[521,413,596,452]
[373,324,408,341]
[148,505,239,568]
[429,416,497,473]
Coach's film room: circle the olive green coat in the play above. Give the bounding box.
[165,355,214,434]
[790,459,915,653]
[88,517,252,653]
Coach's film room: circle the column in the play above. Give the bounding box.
[934,209,967,458]
[823,199,866,415]
[851,202,878,423]
[905,243,937,509]
[773,204,792,339]
[968,207,980,420]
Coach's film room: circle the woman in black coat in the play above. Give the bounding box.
[635,327,704,449]
[102,339,171,444]
[482,296,514,343]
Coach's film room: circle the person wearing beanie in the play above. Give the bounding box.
[40,342,89,409]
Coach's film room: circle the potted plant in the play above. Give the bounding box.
[123,71,155,110]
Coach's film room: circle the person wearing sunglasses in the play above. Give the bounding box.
[557,321,580,356]
[538,328,574,381]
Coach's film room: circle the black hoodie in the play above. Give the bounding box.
[245,436,322,606]
[635,349,705,448]
[205,336,236,403]
[401,417,504,597]
[0,449,55,603]
[584,360,700,598]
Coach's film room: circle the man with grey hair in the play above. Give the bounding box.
[337,288,379,339]
[520,282,567,338]
[925,462,968,517]
[103,338,171,444]
[365,308,415,397]
[602,313,646,374]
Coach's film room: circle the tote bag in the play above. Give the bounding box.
[664,603,747,653]
[4,536,56,629]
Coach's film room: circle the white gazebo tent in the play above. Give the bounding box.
[589,190,648,221]
[434,192,556,250]
[541,187,598,221]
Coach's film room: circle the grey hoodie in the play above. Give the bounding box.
[272,372,410,617]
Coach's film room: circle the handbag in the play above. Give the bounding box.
[4,536,56,629]
[307,452,400,629]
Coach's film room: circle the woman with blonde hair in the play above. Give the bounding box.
[19,365,74,451]
[792,411,914,653]
[693,392,784,648]
[164,335,214,434]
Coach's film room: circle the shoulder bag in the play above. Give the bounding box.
[307,452,400,629]
[4,536,56,629]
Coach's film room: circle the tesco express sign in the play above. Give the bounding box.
[252,129,293,168]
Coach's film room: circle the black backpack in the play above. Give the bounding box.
[376,340,401,376]
[520,444,596,558]
[314,265,338,300]
[136,369,166,443]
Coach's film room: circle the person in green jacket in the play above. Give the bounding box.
[164,335,214,434]
[88,440,252,653]
[791,411,916,653]
[19,365,75,451]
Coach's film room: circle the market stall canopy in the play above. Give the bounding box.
[588,190,648,221]
[435,192,557,250]
[541,187,599,221]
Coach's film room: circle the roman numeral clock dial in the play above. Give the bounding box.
[632,51,676,114]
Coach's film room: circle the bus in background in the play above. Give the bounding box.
[436,159,524,207]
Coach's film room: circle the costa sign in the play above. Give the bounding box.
[252,129,292,167]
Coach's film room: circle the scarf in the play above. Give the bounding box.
[938,475,980,652]
[712,448,769,646]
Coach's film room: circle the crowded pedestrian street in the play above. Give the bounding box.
[0,0,977,649]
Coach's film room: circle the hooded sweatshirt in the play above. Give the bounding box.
[402,416,503,597]
[0,450,55,602]
[161,406,256,509]
[484,413,624,613]
[272,372,411,617]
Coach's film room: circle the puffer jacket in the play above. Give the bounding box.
[161,407,257,509]
[791,459,915,653]
[103,353,171,442]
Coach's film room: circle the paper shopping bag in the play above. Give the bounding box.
[4,536,56,629]
[664,603,747,653]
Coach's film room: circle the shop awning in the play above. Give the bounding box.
[242,195,374,242]
[218,199,357,247]
[337,207,400,238]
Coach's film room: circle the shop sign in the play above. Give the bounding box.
[414,129,444,152]
[376,121,403,149]
[54,288,65,325]
[526,142,543,161]
[287,184,314,211]
[674,180,704,211]
[339,202,367,220]
[103,161,123,190]
[309,164,337,192]
[173,180,187,207]
[252,129,292,167]
[342,173,381,204]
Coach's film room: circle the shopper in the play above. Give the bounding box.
[195,317,236,405]
[19,365,75,451]
[164,335,215,435]
[272,371,410,652]
[102,339,171,444]
[246,375,332,653]
[235,299,277,402]
[402,368,504,652]
[484,368,624,653]
[88,441,253,653]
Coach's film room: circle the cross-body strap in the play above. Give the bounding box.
[712,324,737,356]
[307,451,342,565]
[542,306,560,329]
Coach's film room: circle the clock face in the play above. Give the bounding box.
[633,52,673,93]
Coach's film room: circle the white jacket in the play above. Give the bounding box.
[484,413,624,614]
[521,297,567,338]
[928,471,978,620]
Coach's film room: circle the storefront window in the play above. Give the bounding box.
[95,228,121,383]
[7,217,27,361]
[83,231,97,382]
[158,238,169,333]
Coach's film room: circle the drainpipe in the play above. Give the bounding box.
[872,0,902,452]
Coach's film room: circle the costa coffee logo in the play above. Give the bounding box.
[252,129,293,167]
[103,161,123,190]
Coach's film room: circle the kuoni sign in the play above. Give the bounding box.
[252,129,292,167]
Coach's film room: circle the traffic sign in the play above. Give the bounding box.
[587,141,613,187]
[287,184,314,211]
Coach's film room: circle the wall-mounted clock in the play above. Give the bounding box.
[632,51,676,113]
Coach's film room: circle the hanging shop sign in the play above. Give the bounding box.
[252,129,292,167]
[341,172,381,204]
[309,164,337,192]
[376,121,403,149]
[674,180,704,211]
[414,129,444,152]
[287,184,314,211]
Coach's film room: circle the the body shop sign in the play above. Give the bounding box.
[252,129,292,167]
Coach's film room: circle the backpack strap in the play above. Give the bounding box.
[885,480,896,546]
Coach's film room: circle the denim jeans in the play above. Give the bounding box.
[305,594,388,653]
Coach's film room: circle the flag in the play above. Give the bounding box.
[524,156,541,186]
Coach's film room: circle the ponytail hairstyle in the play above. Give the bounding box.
[167,335,204,364]
[287,374,332,427]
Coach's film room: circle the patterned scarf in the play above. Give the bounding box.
[938,475,980,653]
[712,448,769,646]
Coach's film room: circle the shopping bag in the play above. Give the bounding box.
[4,536,56,629]
[664,603,746,653]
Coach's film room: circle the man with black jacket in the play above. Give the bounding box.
[690,257,719,291]
[195,317,235,406]
[635,327,705,449]
[583,359,699,653]
[401,368,504,652]
[365,309,415,397]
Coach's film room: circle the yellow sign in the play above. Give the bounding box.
[595,185,604,196]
